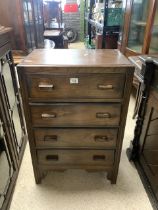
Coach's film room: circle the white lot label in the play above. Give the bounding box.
[70,78,79,84]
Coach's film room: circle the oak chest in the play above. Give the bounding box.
[17,49,134,184]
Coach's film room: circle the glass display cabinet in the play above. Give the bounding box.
[149,2,158,53]
[33,0,44,48]
[118,0,158,56]
[0,28,27,210]
[0,117,15,210]
[127,0,149,53]
[1,51,26,155]
[118,0,128,49]
[23,0,36,51]
[0,0,44,53]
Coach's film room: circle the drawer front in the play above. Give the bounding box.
[27,73,125,100]
[34,128,118,148]
[37,149,114,166]
[31,103,121,127]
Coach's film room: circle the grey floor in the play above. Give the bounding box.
[9,93,153,210]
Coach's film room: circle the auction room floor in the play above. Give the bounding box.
[9,91,153,210]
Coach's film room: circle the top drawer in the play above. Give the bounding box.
[26,73,125,100]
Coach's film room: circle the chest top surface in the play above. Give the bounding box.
[18,49,133,68]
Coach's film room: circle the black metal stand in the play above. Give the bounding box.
[127,58,156,161]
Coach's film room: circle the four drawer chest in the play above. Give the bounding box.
[17,49,134,184]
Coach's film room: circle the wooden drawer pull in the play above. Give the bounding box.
[44,135,58,141]
[98,84,113,90]
[96,112,111,118]
[93,155,106,161]
[46,155,58,161]
[38,84,54,90]
[94,135,110,142]
[41,113,56,119]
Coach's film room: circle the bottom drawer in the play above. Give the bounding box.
[37,150,114,166]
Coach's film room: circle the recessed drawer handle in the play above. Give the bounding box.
[41,113,56,118]
[93,155,106,161]
[94,135,110,142]
[38,84,54,89]
[46,155,58,161]
[44,135,58,141]
[98,84,113,90]
[96,112,111,118]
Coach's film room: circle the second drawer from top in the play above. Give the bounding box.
[30,103,121,127]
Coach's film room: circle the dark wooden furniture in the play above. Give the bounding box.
[139,88,158,201]
[43,30,68,49]
[0,0,44,53]
[17,49,134,184]
[43,30,63,49]
[128,55,158,118]
[118,0,158,57]
[127,56,158,201]
[128,56,143,118]
[0,28,27,210]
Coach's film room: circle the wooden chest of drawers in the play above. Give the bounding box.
[17,49,134,184]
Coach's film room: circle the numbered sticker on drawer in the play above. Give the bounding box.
[70,78,79,84]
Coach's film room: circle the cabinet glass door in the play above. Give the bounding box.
[33,0,44,48]
[149,2,158,53]
[118,0,127,43]
[27,0,36,49]
[0,118,14,209]
[127,0,149,53]
[22,0,36,51]
[0,53,25,154]
[23,0,32,50]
